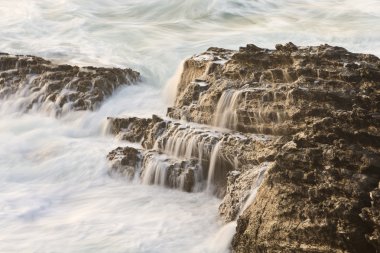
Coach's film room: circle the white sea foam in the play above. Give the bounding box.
[0,0,379,252]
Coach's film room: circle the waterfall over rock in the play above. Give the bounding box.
[107,43,380,253]
[2,0,380,252]
[0,53,140,115]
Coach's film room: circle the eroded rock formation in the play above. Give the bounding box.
[107,114,272,195]
[0,53,140,113]
[107,43,380,252]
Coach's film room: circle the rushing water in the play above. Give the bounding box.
[0,1,379,252]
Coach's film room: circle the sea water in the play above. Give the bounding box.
[0,1,379,252]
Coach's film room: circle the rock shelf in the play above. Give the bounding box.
[107,43,380,252]
[0,53,140,113]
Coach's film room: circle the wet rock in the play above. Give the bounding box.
[168,43,380,137]
[107,146,201,192]
[107,146,142,180]
[141,151,200,192]
[232,138,380,253]
[206,44,380,253]
[170,43,380,252]
[107,116,153,142]
[219,163,271,222]
[107,115,274,195]
[0,53,140,113]
[106,43,380,252]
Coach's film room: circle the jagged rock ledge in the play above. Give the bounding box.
[0,53,140,113]
[168,43,380,136]
[107,43,380,252]
[107,115,274,196]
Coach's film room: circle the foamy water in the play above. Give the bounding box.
[0,0,379,252]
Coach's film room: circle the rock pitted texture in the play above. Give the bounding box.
[168,43,380,136]
[0,53,140,113]
[107,43,380,252]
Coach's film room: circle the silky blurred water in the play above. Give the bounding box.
[0,0,379,252]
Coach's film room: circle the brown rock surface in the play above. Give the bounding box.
[107,146,142,180]
[0,53,140,113]
[107,116,153,142]
[168,43,380,136]
[106,43,380,252]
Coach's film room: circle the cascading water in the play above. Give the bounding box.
[142,153,169,186]
[154,123,220,159]
[206,140,223,193]
[1,0,379,252]
[142,122,225,192]
[213,86,296,133]
[205,163,269,253]
[213,90,242,129]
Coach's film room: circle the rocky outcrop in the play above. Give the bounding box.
[107,146,143,180]
[168,43,380,136]
[232,130,379,253]
[107,114,273,196]
[0,53,140,113]
[107,144,201,192]
[106,43,380,252]
[107,116,153,142]
[219,162,271,223]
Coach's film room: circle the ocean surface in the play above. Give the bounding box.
[0,0,379,252]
